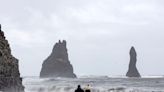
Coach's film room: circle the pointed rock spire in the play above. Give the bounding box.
[40,40,76,78]
[0,25,5,39]
[0,24,1,31]
[126,46,141,77]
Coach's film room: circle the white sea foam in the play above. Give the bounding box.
[23,76,164,92]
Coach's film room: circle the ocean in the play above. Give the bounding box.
[23,76,164,92]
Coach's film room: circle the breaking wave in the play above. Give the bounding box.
[23,76,164,92]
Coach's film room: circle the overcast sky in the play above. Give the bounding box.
[0,0,164,76]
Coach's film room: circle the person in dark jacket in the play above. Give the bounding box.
[75,85,84,92]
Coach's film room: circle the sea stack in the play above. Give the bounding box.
[126,46,141,77]
[40,40,76,78]
[0,24,24,92]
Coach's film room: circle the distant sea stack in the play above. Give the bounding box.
[0,25,24,92]
[126,47,141,77]
[40,40,77,78]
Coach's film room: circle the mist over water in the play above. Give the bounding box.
[23,76,164,92]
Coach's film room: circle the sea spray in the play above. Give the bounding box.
[23,76,164,92]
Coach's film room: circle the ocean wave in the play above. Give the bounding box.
[23,77,164,92]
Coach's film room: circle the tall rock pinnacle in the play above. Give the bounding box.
[40,40,77,78]
[0,25,24,92]
[126,47,141,77]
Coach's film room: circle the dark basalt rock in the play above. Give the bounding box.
[40,40,76,78]
[0,24,24,92]
[126,46,141,77]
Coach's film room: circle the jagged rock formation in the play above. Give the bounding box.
[40,40,76,78]
[0,24,24,92]
[126,46,141,77]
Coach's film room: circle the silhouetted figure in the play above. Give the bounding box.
[84,84,91,92]
[75,85,84,92]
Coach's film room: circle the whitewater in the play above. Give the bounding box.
[23,76,164,92]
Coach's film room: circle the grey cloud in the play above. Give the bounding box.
[0,0,164,76]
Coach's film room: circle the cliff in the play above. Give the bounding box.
[126,46,141,77]
[40,40,76,78]
[0,24,24,92]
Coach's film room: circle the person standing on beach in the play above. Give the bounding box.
[75,85,84,92]
[84,84,91,92]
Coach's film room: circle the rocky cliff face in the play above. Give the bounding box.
[126,47,141,77]
[40,40,76,78]
[0,25,24,92]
